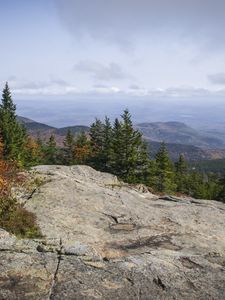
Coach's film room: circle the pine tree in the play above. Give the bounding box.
[154,142,176,193]
[0,83,27,164]
[44,135,58,164]
[175,154,188,193]
[63,129,75,165]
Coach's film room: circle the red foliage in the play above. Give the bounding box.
[74,144,93,163]
[0,139,17,196]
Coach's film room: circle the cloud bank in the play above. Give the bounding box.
[208,73,225,85]
[55,0,225,50]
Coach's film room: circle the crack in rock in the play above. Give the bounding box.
[49,238,63,300]
[153,276,166,290]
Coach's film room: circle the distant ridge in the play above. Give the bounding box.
[17,116,55,131]
[17,116,89,145]
[17,116,225,161]
[136,121,225,149]
[56,126,90,136]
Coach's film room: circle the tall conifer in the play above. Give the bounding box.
[45,135,57,164]
[175,154,188,193]
[63,129,75,165]
[89,118,104,168]
[110,109,150,183]
[155,142,176,192]
[0,83,27,164]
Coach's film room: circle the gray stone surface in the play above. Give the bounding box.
[1,165,225,299]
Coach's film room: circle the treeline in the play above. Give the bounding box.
[1,83,225,204]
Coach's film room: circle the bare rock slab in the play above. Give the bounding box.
[1,165,225,299]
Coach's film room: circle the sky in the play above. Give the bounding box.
[1,0,225,126]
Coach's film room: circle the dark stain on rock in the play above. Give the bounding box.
[109,234,181,252]
[179,257,203,269]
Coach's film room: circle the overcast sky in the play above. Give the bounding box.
[1,0,225,102]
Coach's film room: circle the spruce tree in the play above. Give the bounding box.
[89,118,104,169]
[101,117,113,171]
[36,135,44,151]
[154,142,176,193]
[63,129,75,165]
[90,119,104,148]
[204,173,220,200]
[175,154,188,193]
[44,135,57,164]
[110,109,150,183]
[89,116,113,171]
[215,172,225,203]
[109,118,124,176]
[35,135,45,164]
[187,171,206,199]
[0,83,27,164]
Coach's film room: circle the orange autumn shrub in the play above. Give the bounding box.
[0,161,10,195]
[73,144,93,164]
[0,142,18,196]
[0,138,42,238]
[24,137,42,166]
[0,139,9,195]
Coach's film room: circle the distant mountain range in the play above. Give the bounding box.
[18,116,225,162]
[18,116,89,144]
[136,122,225,149]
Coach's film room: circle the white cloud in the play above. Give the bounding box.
[9,79,78,96]
[11,81,225,99]
[73,60,130,81]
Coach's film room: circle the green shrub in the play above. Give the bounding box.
[0,196,42,238]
